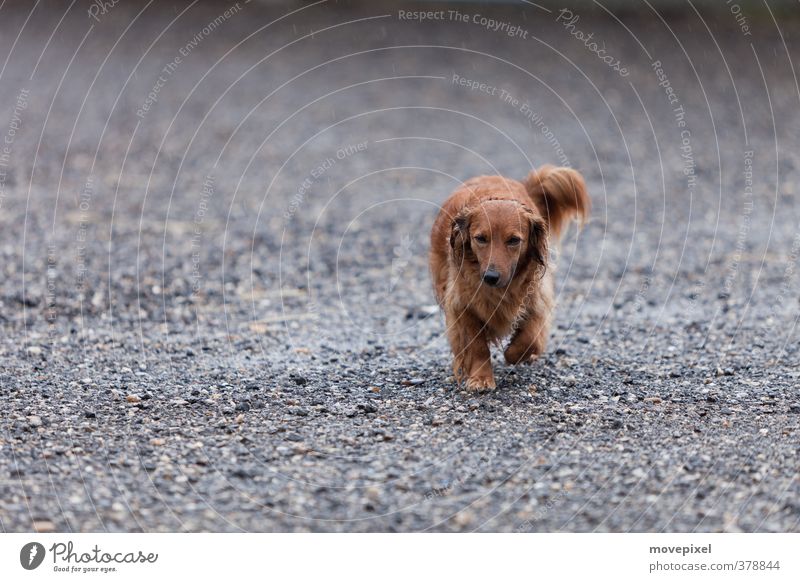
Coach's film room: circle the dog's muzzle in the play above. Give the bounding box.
[482,269,501,287]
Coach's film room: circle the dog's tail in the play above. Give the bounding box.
[523,165,590,239]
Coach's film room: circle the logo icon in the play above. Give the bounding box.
[20,542,46,570]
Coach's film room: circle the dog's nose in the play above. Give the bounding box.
[482,270,501,287]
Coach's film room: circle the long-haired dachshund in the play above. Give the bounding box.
[429,165,590,392]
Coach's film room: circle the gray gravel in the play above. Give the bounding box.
[1,1,799,532]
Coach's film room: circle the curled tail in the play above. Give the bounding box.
[523,165,590,239]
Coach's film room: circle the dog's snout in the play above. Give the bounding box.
[482,269,501,287]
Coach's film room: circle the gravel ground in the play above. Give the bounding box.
[1,0,799,532]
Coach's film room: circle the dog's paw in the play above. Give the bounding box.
[465,375,496,393]
[504,342,543,366]
[503,347,524,365]
[504,351,538,366]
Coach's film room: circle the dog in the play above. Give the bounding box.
[429,165,590,391]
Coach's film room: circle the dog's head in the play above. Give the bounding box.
[450,199,547,288]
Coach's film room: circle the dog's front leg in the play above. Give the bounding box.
[504,309,550,365]
[446,309,495,392]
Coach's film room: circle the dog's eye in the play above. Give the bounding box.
[474,235,488,244]
[506,236,522,246]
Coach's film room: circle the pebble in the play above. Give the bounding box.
[402,378,425,386]
[452,511,474,527]
[33,520,56,533]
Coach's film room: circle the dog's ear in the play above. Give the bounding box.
[527,214,549,272]
[450,207,473,261]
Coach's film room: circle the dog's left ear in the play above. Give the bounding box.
[527,214,549,270]
[450,207,473,262]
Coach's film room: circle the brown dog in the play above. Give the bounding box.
[429,165,590,391]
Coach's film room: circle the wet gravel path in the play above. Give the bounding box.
[1,1,799,532]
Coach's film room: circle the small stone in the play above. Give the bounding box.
[452,511,474,527]
[401,378,425,386]
[27,346,42,355]
[28,416,42,427]
[33,520,56,533]
[84,411,96,419]
[231,468,252,479]
[126,394,141,403]
[150,438,166,446]
[405,305,438,319]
